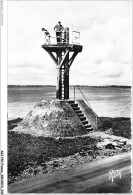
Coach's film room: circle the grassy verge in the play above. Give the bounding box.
[8,127,99,184]
[8,117,131,184]
[99,117,131,139]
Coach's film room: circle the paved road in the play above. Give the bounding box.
[9,152,132,193]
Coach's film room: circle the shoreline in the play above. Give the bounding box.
[8,85,131,88]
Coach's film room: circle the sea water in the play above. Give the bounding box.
[8,86,131,120]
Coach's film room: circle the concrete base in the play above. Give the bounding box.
[12,100,88,138]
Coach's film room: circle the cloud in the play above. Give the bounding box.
[7,1,132,85]
[98,62,123,77]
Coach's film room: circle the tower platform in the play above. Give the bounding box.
[41,44,83,52]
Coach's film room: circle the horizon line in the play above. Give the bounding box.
[8,85,131,87]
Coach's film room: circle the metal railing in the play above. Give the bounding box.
[73,85,98,129]
[42,27,80,45]
[72,31,80,45]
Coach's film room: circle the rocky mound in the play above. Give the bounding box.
[12,100,88,137]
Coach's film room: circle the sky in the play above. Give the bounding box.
[8,1,132,86]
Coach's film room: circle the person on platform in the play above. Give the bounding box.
[54,21,64,44]
[42,28,50,44]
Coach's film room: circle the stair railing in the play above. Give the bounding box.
[73,85,98,130]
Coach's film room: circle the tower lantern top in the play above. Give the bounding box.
[42,24,81,45]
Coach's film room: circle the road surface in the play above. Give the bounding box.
[9,152,132,193]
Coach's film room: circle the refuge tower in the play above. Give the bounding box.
[42,27,82,100]
[13,25,102,138]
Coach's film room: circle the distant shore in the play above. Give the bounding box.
[8,85,131,88]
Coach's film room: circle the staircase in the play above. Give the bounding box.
[68,100,93,132]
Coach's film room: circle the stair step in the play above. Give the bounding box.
[75,110,82,114]
[82,120,88,125]
[68,100,75,104]
[77,113,84,117]
[84,124,91,128]
[79,116,86,121]
[73,107,80,111]
[70,103,78,107]
[86,127,93,131]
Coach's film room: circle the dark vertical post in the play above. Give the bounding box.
[64,51,69,99]
[56,66,59,99]
[56,51,62,99]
